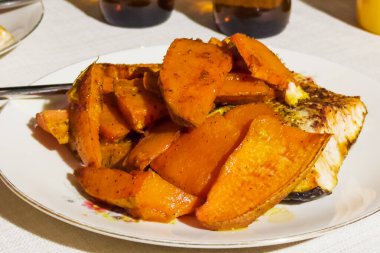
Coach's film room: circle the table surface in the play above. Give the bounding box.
[1,0,380,252]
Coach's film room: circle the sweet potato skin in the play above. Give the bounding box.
[160,38,233,127]
[114,78,167,131]
[125,120,181,170]
[230,33,293,90]
[196,115,330,230]
[76,167,199,222]
[36,110,69,144]
[216,73,275,104]
[151,114,242,198]
[68,64,103,167]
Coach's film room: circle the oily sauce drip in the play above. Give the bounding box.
[213,0,291,38]
[100,0,174,27]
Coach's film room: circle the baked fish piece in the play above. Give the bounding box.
[270,74,367,201]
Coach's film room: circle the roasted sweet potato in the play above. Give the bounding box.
[36,109,69,144]
[143,70,161,95]
[208,37,227,48]
[100,63,162,93]
[102,64,120,93]
[126,64,161,80]
[151,114,242,198]
[99,94,130,142]
[216,73,276,104]
[229,33,293,90]
[114,78,167,131]
[101,140,133,168]
[76,167,199,222]
[151,104,279,198]
[142,70,275,104]
[68,64,103,167]
[125,120,181,170]
[224,103,280,136]
[160,38,233,127]
[196,115,330,230]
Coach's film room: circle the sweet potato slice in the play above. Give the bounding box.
[229,33,293,90]
[114,78,167,131]
[208,37,227,48]
[76,167,199,222]
[100,63,162,93]
[196,115,330,230]
[151,114,242,198]
[126,64,161,80]
[101,140,133,168]
[99,94,130,142]
[224,103,280,136]
[143,70,161,95]
[36,109,69,144]
[125,120,181,170]
[102,64,120,94]
[160,38,233,127]
[141,70,275,104]
[216,73,275,104]
[68,63,103,167]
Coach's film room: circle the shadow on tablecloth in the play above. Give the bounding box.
[0,179,303,252]
[65,0,107,25]
[176,0,362,34]
[301,0,359,28]
[174,0,219,33]
[65,0,220,33]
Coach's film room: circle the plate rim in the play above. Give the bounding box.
[1,45,379,248]
[2,160,380,249]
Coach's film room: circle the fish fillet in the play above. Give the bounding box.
[270,74,367,201]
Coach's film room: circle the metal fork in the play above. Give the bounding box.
[0,83,72,99]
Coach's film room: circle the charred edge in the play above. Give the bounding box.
[283,187,330,202]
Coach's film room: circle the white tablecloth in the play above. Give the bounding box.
[1,0,380,252]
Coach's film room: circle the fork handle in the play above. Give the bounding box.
[0,83,72,99]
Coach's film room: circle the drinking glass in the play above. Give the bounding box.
[99,0,175,27]
[213,0,291,38]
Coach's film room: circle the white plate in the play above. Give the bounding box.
[0,0,43,55]
[0,45,379,248]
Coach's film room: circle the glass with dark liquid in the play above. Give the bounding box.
[213,0,291,38]
[99,0,174,27]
